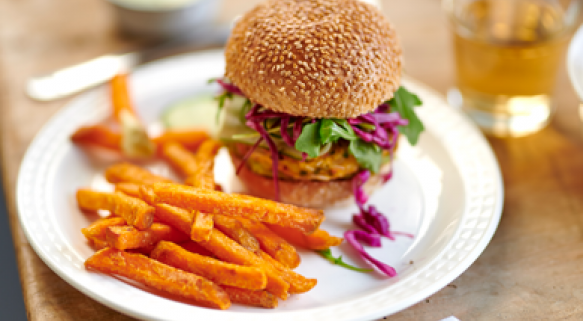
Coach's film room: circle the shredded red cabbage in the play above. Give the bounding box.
[217,79,245,97]
[345,169,415,276]
[280,118,294,148]
[344,231,397,277]
[236,136,263,175]
[352,215,378,235]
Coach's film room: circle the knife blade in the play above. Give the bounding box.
[27,25,231,101]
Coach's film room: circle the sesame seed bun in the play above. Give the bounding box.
[230,150,393,208]
[225,0,402,119]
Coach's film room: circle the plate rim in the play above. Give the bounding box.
[16,49,504,321]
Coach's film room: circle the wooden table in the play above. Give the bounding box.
[1,0,582,320]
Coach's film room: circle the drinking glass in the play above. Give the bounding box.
[444,0,581,137]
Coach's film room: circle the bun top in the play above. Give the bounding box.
[225,0,402,119]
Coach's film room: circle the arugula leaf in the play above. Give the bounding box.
[320,119,357,144]
[295,122,321,158]
[349,139,383,173]
[388,87,424,145]
[317,249,373,273]
[207,77,219,84]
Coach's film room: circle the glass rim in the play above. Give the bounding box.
[442,0,583,34]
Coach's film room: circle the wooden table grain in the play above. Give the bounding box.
[1,0,582,320]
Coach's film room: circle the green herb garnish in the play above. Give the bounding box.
[388,87,424,145]
[319,119,357,144]
[317,249,373,273]
[349,139,383,173]
[295,122,321,158]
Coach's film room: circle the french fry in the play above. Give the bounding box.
[185,140,222,242]
[152,129,210,151]
[150,202,289,299]
[184,139,222,189]
[178,241,215,257]
[149,182,324,234]
[85,248,230,309]
[258,251,317,294]
[160,141,199,177]
[193,139,222,168]
[185,172,215,190]
[197,229,290,300]
[82,216,126,241]
[267,225,343,250]
[151,241,267,291]
[213,215,260,253]
[71,125,121,151]
[115,182,141,198]
[105,163,172,185]
[183,139,222,189]
[239,219,300,269]
[139,185,158,206]
[221,286,278,309]
[77,189,155,230]
[153,203,192,234]
[190,211,214,242]
[111,73,155,158]
[126,244,156,256]
[106,223,189,250]
[81,216,126,249]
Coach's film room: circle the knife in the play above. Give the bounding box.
[26,25,231,101]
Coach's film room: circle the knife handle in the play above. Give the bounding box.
[26,53,139,101]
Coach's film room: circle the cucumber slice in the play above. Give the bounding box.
[161,95,220,135]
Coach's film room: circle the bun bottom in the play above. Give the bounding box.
[229,151,392,209]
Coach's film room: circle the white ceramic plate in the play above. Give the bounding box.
[16,50,503,321]
[568,24,583,101]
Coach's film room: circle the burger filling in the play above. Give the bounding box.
[232,141,391,181]
[213,78,424,201]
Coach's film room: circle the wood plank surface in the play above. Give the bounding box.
[0,0,582,320]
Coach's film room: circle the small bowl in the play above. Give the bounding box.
[107,0,221,40]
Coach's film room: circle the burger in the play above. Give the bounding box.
[214,0,424,208]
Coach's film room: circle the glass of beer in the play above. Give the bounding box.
[444,0,581,137]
